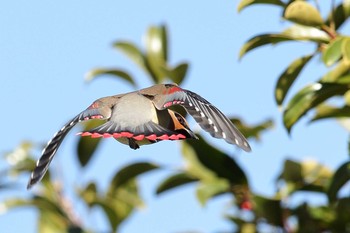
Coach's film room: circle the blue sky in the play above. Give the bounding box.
[1,1,349,232]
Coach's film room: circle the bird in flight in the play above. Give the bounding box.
[27,84,251,189]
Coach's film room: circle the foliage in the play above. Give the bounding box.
[1,1,350,233]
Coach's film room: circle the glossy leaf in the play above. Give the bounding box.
[85,68,136,87]
[253,195,283,227]
[311,104,350,122]
[283,83,349,132]
[284,1,324,27]
[282,24,329,43]
[77,120,104,167]
[113,41,148,72]
[182,135,248,185]
[322,37,344,66]
[239,34,294,58]
[109,162,159,190]
[275,54,313,106]
[327,161,350,202]
[196,179,230,206]
[230,118,273,140]
[145,25,168,82]
[237,0,285,12]
[156,172,198,195]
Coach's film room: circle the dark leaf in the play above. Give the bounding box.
[85,68,136,87]
[253,195,283,227]
[284,1,323,27]
[109,162,159,191]
[237,0,285,12]
[283,82,349,132]
[182,135,248,185]
[275,54,313,106]
[325,1,350,30]
[77,120,104,167]
[156,172,198,195]
[327,161,350,203]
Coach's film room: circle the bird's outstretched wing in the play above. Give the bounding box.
[152,85,251,152]
[27,107,110,189]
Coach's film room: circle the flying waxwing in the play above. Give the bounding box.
[27,83,251,189]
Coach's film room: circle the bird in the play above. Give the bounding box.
[27,83,251,189]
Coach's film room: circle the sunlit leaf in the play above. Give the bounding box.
[311,104,350,122]
[275,54,313,106]
[196,179,230,206]
[237,0,285,12]
[322,37,344,67]
[38,210,72,233]
[230,118,273,140]
[156,172,198,195]
[183,136,248,185]
[109,162,159,190]
[283,83,349,132]
[239,34,294,58]
[282,25,329,43]
[145,25,168,82]
[342,38,350,63]
[284,1,324,27]
[321,60,350,82]
[327,161,350,202]
[253,195,283,227]
[79,182,98,207]
[85,68,136,87]
[77,120,105,167]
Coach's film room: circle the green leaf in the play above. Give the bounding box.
[239,34,295,58]
[237,0,285,12]
[156,172,198,195]
[196,179,230,206]
[311,104,350,122]
[322,37,345,67]
[38,210,71,233]
[327,161,350,202]
[342,38,350,63]
[182,135,248,185]
[282,24,329,43]
[230,118,273,140]
[321,60,350,83]
[144,25,168,82]
[77,120,104,167]
[275,54,313,106]
[164,63,189,85]
[284,1,324,27]
[283,82,349,132]
[113,41,148,72]
[109,162,159,191]
[253,195,283,227]
[85,68,136,87]
[326,1,350,30]
[79,182,98,207]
